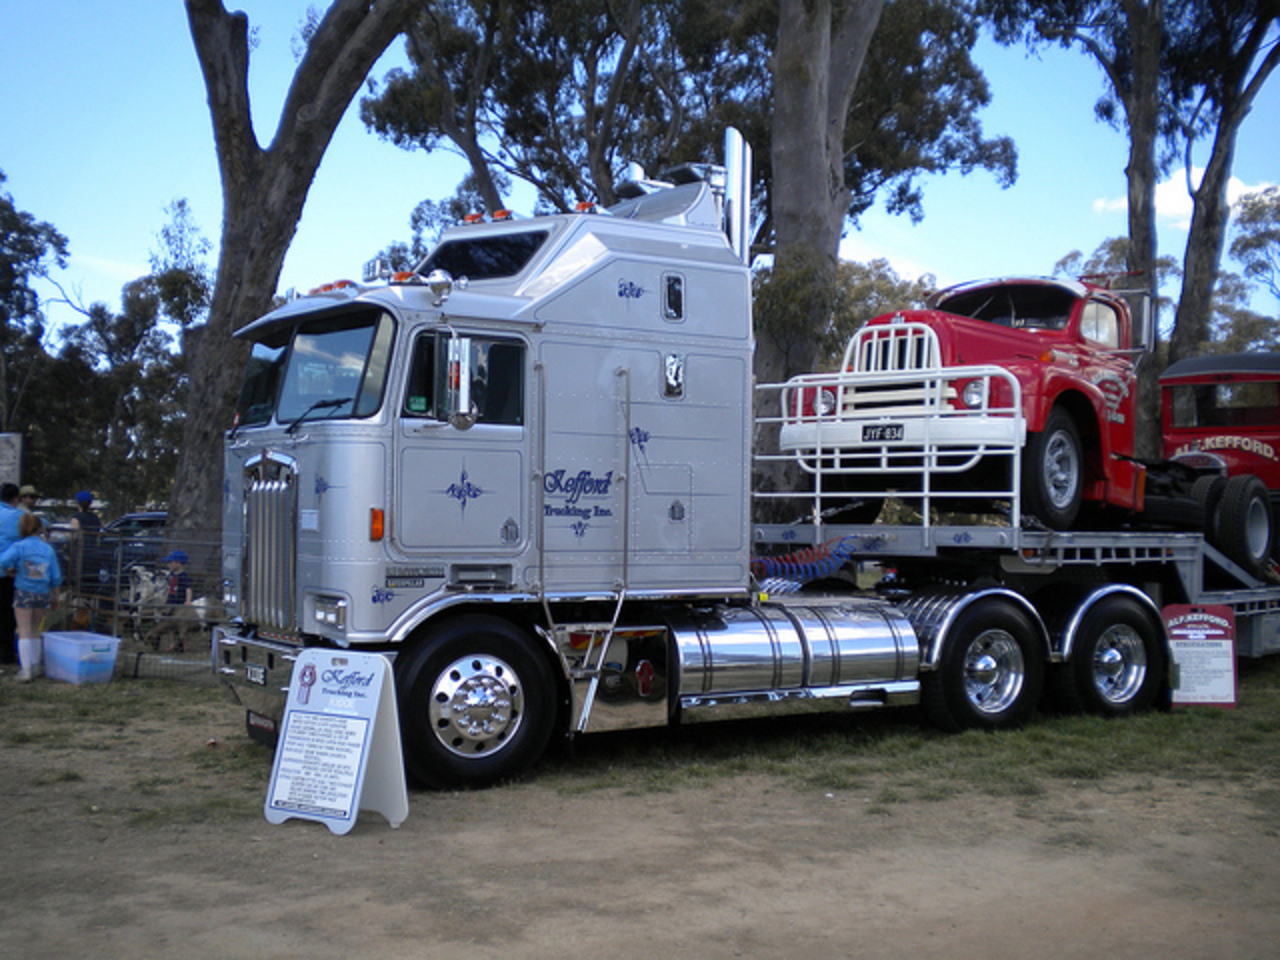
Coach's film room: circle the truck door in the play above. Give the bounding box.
[394,330,529,556]
[1079,297,1137,454]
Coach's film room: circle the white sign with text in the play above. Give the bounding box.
[265,649,409,835]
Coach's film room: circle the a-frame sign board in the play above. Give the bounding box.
[264,649,409,835]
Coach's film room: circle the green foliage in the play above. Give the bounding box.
[0,170,68,334]
[844,0,1016,223]
[363,0,1012,257]
[0,171,70,435]
[0,197,206,512]
[1231,186,1280,303]
[754,256,934,369]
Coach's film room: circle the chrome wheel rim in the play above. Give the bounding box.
[1091,624,1147,705]
[1043,429,1080,510]
[963,629,1025,715]
[429,654,524,758]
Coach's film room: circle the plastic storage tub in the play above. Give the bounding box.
[43,632,120,684]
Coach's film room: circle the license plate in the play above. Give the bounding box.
[863,423,904,442]
[245,663,267,686]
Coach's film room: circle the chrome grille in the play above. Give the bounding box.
[243,452,297,633]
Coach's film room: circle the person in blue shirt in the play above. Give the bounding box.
[163,550,192,606]
[0,483,23,668]
[0,512,62,682]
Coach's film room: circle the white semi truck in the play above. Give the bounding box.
[213,130,1280,788]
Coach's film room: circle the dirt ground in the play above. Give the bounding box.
[1,675,1278,960]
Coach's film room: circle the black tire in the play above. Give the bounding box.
[396,614,557,789]
[1192,474,1227,542]
[921,599,1045,732]
[1216,474,1273,577]
[1022,407,1083,530]
[1139,495,1203,530]
[1066,595,1166,716]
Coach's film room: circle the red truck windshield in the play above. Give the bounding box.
[935,283,1075,331]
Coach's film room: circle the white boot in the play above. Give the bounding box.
[17,637,38,682]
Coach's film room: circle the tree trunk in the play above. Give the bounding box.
[1168,38,1280,365]
[755,0,884,519]
[763,0,883,385]
[171,0,419,535]
[1121,0,1163,458]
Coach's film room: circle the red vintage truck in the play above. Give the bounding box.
[1161,352,1280,571]
[777,276,1274,574]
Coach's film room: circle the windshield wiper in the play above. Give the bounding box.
[285,397,353,435]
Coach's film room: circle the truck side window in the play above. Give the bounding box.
[1081,301,1119,347]
[404,334,436,417]
[473,340,524,426]
[405,334,524,425]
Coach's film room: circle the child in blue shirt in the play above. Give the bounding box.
[0,512,62,681]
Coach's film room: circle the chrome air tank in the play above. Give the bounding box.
[665,599,920,719]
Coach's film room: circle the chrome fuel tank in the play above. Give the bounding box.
[665,600,919,719]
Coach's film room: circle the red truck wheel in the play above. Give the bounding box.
[1022,407,1083,530]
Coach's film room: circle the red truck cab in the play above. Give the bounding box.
[1162,352,1280,494]
[779,276,1150,530]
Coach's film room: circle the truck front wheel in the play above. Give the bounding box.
[921,600,1044,732]
[396,615,557,789]
[1022,407,1083,529]
[1061,595,1166,716]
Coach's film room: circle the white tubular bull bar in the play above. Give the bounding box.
[758,322,1027,532]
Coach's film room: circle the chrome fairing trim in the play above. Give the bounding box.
[897,586,1050,671]
[1059,583,1164,662]
[679,680,920,724]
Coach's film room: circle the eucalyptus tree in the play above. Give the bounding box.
[1165,1,1280,364]
[0,171,68,436]
[173,0,420,535]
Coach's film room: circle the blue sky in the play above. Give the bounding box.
[2,2,1277,337]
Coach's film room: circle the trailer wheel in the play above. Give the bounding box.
[396,615,556,789]
[1192,474,1226,542]
[1022,407,1083,530]
[1216,474,1273,577]
[1066,595,1166,716]
[921,600,1044,732]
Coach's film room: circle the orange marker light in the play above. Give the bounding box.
[370,508,385,542]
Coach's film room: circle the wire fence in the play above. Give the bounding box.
[48,526,224,681]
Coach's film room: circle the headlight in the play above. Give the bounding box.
[962,380,987,409]
[315,596,348,629]
[817,388,837,416]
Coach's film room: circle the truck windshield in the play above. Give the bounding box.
[936,283,1075,331]
[1170,380,1280,429]
[235,310,395,428]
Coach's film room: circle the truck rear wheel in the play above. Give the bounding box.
[1216,474,1273,577]
[921,599,1044,732]
[1022,407,1083,530]
[396,614,557,789]
[1062,595,1166,716]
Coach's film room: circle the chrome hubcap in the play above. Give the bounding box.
[429,655,524,757]
[1091,625,1146,704]
[963,629,1025,715]
[1043,430,1080,510]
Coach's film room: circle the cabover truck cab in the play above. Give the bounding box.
[216,132,1184,789]
[778,277,1151,531]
